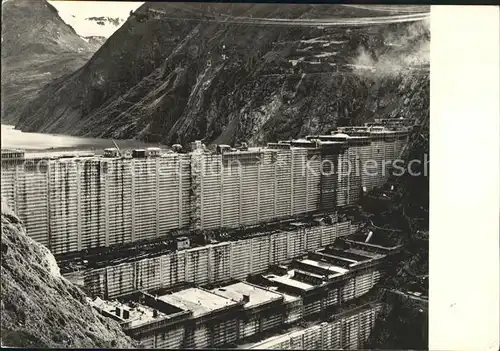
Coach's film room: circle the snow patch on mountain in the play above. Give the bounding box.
[48,1,143,38]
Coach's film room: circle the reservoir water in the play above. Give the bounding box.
[1,124,164,155]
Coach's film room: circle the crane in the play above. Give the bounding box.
[112,139,123,157]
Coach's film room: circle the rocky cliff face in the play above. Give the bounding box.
[1,0,101,124]
[83,35,107,47]
[0,199,136,348]
[16,3,429,146]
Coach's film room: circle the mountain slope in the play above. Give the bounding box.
[1,0,101,124]
[16,3,429,146]
[0,199,136,348]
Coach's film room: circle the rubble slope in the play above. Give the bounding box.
[0,199,136,348]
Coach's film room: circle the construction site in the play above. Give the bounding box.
[0,118,427,349]
[0,119,411,256]
[88,231,401,349]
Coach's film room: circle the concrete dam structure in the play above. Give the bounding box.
[83,218,361,299]
[0,119,412,349]
[89,231,401,349]
[1,122,410,257]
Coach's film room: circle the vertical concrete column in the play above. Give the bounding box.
[200,158,205,229]
[220,157,224,228]
[346,149,351,203]
[273,161,277,218]
[13,164,19,213]
[76,161,82,251]
[290,149,294,216]
[303,228,307,253]
[184,251,189,283]
[269,234,274,265]
[103,267,109,299]
[178,156,183,228]
[46,162,53,252]
[320,226,324,247]
[131,159,136,242]
[155,158,160,237]
[46,165,51,247]
[249,239,254,274]
[207,245,213,283]
[239,163,243,226]
[321,322,328,349]
[159,256,164,288]
[353,273,357,299]
[104,162,110,247]
[357,313,362,349]
[190,153,203,230]
[370,140,376,189]
[305,155,309,213]
[229,241,234,279]
[132,261,137,290]
[335,155,341,207]
[257,162,260,223]
[340,317,344,348]
[235,317,241,344]
[286,232,291,260]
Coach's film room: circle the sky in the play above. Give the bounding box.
[48,1,144,37]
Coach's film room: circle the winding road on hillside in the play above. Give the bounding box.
[340,4,430,14]
[147,8,430,27]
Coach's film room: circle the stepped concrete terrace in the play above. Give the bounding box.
[90,232,402,348]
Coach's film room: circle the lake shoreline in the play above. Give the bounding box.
[1,124,165,153]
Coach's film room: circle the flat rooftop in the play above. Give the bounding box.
[23,151,96,160]
[211,282,283,309]
[344,247,383,259]
[249,326,308,349]
[310,250,359,268]
[257,244,388,294]
[159,287,239,318]
[344,232,403,251]
[315,243,388,266]
[315,140,346,145]
[264,270,318,292]
[221,149,263,155]
[299,258,349,276]
[247,147,263,152]
[92,297,169,328]
[268,287,302,304]
[1,148,24,154]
